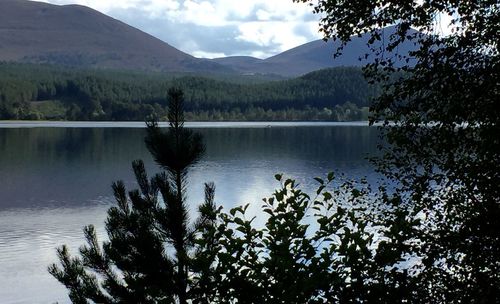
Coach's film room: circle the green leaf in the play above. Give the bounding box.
[327,172,335,182]
[323,191,332,200]
[314,177,324,184]
[352,189,361,198]
[316,185,326,195]
[234,217,244,226]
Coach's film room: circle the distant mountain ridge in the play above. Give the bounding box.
[0,0,229,73]
[212,26,418,76]
[0,0,418,76]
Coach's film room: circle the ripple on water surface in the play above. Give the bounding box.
[0,124,382,303]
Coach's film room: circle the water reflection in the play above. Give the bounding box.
[0,125,381,303]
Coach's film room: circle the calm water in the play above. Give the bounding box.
[0,122,381,303]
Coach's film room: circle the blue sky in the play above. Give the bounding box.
[38,0,322,59]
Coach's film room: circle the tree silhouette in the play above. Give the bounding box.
[295,0,500,301]
[144,87,205,304]
[49,88,216,303]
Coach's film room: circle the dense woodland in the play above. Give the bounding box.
[0,63,374,121]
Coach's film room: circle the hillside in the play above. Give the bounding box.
[0,1,418,77]
[0,0,229,73]
[0,63,376,121]
[213,26,419,76]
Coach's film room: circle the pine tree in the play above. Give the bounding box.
[144,87,205,304]
[49,88,216,303]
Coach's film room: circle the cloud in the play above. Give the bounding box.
[236,21,319,53]
[38,0,322,58]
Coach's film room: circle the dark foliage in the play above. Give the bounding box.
[295,0,500,302]
[201,173,425,303]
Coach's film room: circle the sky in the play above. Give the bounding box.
[37,0,322,59]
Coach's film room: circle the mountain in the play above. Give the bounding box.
[0,0,229,72]
[0,1,418,76]
[213,26,419,76]
[211,56,265,74]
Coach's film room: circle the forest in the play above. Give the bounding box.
[0,62,375,121]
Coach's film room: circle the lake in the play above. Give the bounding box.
[0,122,382,303]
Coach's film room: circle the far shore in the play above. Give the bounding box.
[0,121,373,128]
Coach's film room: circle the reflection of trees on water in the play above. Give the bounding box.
[0,127,381,164]
[0,127,381,209]
[0,128,151,208]
[0,128,149,164]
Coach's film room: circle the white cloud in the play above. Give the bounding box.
[171,0,227,27]
[141,0,180,18]
[38,0,322,58]
[237,21,314,51]
[434,12,455,36]
[191,51,226,59]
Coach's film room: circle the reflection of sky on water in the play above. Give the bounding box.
[0,125,382,303]
[0,205,110,304]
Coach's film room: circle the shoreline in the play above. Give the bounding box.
[0,121,373,128]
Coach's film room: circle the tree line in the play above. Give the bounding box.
[0,63,374,121]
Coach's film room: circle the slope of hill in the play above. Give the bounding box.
[0,63,375,121]
[213,26,419,76]
[0,1,417,76]
[0,0,229,73]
